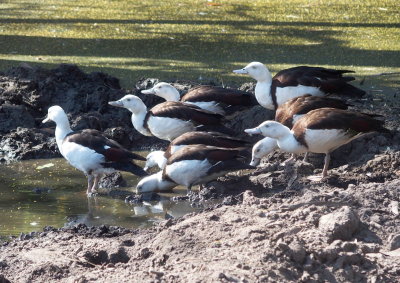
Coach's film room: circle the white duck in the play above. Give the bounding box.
[233,62,365,110]
[141,82,257,115]
[108,95,230,141]
[144,131,251,171]
[245,108,388,180]
[42,106,147,195]
[248,94,350,166]
[137,145,254,193]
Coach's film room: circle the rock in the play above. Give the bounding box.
[387,234,400,251]
[288,240,307,264]
[318,206,360,242]
[109,247,130,264]
[242,190,260,206]
[0,127,58,162]
[98,172,127,189]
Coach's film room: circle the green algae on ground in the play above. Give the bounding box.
[0,0,399,87]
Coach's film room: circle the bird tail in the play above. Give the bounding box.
[335,83,366,97]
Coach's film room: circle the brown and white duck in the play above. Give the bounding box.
[245,108,388,180]
[233,62,365,110]
[249,95,350,166]
[141,82,257,115]
[42,106,147,195]
[137,145,254,193]
[108,95,233,141]
[144,131,251,171]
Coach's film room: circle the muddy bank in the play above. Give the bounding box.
[1,179,400,282]
[0,64,164,162]
[0,63,271,163]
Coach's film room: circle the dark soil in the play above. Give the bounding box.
[0,63,399,282]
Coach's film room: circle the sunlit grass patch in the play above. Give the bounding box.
[0,0,399,87]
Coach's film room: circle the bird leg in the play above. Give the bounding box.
[87,175,94,195]
[307,153,330,182]
[91,174,102,193]
[303,152,309,163]
[322,153,331,178]
[280,154,296,166]
[186,185,192,196]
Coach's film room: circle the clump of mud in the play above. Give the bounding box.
[0,63,169,162]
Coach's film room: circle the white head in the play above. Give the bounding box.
[136,171,177,193]
[245,120,290,139]
[233,62,272,82]
[141,82,180,102]
[250,137,278,166]
[42,105,70,126]
[144,150,167,171]
[108,94,146,114]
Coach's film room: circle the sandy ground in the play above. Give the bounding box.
[1,180,400,282]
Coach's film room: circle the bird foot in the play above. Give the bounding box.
[87,191,98,197]
[307,175,325,182]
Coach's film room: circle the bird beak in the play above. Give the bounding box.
[108,100,124,107]
[233,68,248,74]
[141,88,156,95]
[250,158,261,167]
[42,116,50,123]
[244,128,261,136]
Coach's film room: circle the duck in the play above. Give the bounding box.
[108,95,233,141]
[249,95,351,166]
[144,131,251,171]
[137,145,254,193]
[245,108,388,180]
[233,62,365,110]
[42,106,148,195]
[141,82,257,115]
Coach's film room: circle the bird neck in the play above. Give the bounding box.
[157,171,177,190]
[160,89,180,102]
[54,118,73,151]
[127,102,152,136]
[154,151,168,169]
[255,81,273,110]
[131,111,152,136]
[276,130,307,154]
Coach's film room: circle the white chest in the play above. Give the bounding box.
[148,116,195,141]
[61,141,106,174]
[255,82,274,110]
[131,113,152,137]
[165,159,211,187]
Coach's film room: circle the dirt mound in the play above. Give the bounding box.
[0,64,168,162]
[1,179,399,282]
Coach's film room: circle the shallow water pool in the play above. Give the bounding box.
[0,158,199,238]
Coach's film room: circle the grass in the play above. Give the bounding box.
[0,0,399,88]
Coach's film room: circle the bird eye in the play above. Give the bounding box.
[252,66,256,69]
[127,98,131,102]
[256,149,260,153]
